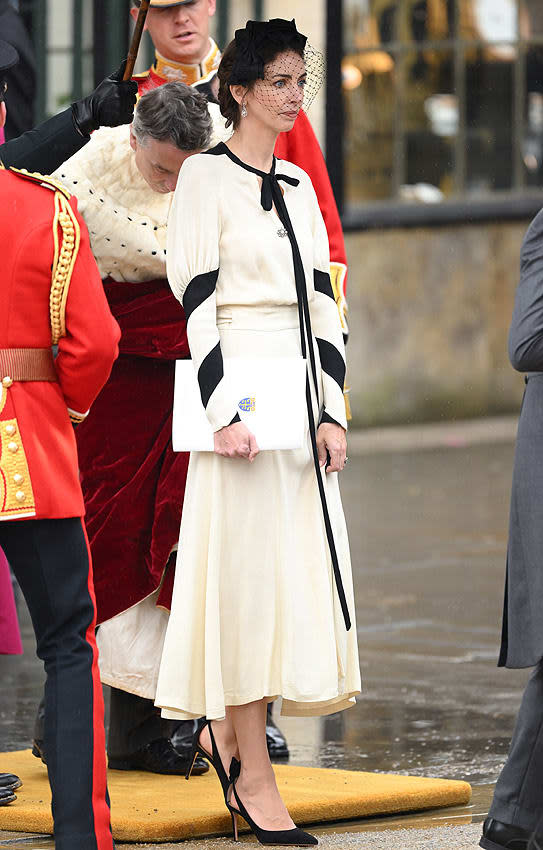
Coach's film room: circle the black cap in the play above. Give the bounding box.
[0,39,19,75]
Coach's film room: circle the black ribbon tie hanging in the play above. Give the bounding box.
[215,143,352,632]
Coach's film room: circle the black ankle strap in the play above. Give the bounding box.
[207,720,220,761]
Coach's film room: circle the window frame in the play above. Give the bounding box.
[331,0,543,228]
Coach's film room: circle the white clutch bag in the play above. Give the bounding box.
[172,356,307,452]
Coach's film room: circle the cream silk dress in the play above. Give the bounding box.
[155,144,361,720]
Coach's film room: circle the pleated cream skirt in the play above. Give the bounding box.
[155,305,361,720]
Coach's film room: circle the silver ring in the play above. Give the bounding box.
[344,456,349,465]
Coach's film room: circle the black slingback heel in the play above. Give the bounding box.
[185,718,239,801]
[227,777,318,846]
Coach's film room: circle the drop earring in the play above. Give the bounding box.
[241,102,248,118]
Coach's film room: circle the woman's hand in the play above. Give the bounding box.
[214,421,259,462]
[316,422,347,473]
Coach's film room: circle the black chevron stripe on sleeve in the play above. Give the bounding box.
[320,410,342,427]
[197,342,224,408]
[182,269,219,321]
[314,269,335,300]
[316,337,346,390]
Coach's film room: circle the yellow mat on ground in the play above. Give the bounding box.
[0,750,471,843]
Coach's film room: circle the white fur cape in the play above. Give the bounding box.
[52,103,231,283]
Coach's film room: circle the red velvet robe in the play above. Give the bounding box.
[76,279,186,622]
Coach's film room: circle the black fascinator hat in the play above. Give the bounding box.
[229,19,307,85]
[223,18,324,115]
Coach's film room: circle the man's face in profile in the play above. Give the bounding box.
[129,130,199,193]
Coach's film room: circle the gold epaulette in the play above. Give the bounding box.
[132,70,151,103]
[132,69,151,83]
[343,384,352,421]
[7,168,78,343]
[329,261,348,334]
[9,166,72,200]
[50,191,81,344]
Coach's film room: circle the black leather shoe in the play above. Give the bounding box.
[32,738,46,765]
[108,737,209,775]
[480,817,543,849]
[0,788,16,806]
[0,773,22,792]
[171,719,199,760]
[266,708,289,760]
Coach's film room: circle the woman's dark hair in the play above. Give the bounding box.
[218,37,305,130]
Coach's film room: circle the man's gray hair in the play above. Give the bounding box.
[132,81,212,151]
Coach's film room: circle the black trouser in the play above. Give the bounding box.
[0,518,113,850]
[107,687,174,758]
[35,686,175,759]
[489,660,543,832]
[107,689,276,757]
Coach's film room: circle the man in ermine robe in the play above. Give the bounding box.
[30,81,229,777]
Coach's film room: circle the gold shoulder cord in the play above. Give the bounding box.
[9,166,72,198]
[50,192,81,344]
[1,167,78,342]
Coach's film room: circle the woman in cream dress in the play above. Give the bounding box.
[155,19,360,845]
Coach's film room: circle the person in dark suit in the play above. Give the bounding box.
[0,58,137,174]
[0,0,36,140]
[480,209,543,849]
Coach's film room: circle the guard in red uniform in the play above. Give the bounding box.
[0,39,120,850]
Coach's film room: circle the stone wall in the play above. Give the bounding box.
[344,220,532,427]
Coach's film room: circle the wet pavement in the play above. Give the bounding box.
[0,416,532,847]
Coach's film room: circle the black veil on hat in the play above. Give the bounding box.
[228,19,324,112]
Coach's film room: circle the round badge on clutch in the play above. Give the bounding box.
[238,397,256,413]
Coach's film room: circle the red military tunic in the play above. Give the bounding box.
[0,168,120,521]
[133,42,221,93]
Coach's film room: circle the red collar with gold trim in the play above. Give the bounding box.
[134,39,221,93]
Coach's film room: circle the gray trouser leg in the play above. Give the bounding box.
[107,687,174,758]
[489,660,543,832]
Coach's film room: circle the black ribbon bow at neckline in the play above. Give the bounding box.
[259,158,299,212]
[229,18,307,85]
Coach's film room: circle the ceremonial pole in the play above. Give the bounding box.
[123,0,151,81]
